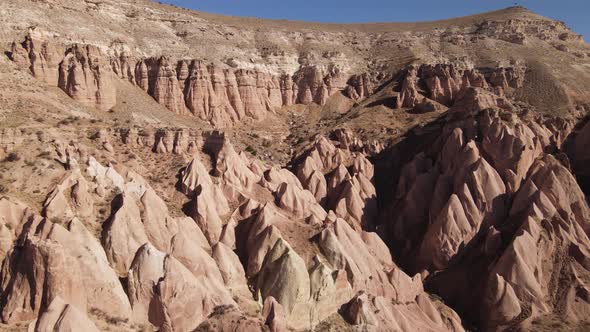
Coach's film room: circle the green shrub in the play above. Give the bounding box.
[244,145,257,156]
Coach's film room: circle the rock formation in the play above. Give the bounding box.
[10,33,376,127]
[0,1,590,331]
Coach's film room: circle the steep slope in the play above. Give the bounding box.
[0,1,590,331]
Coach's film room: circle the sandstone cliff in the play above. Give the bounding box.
[0,1,589,331]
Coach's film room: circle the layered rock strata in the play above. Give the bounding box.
[10,33,374,127]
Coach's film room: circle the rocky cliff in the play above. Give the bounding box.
[0,1,590,331]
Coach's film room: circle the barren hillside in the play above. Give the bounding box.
[0,1,589,331]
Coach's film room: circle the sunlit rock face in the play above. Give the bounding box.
[2,1,590,331]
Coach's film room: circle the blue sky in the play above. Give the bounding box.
[159,0,589,40]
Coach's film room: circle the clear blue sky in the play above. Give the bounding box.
[158,0,589,40]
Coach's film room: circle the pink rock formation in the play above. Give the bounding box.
[396,63,525,112]
[292,135,378,228]
[12,33,116,110]
[11,32,378,127]
[262,296,286,332]
[101,193,149,275]
[212,137,261,192]
[58,44,117,110]
[212,242,247,287]
[318,218,396,297]
[317,219,464,331]
[127,244,235,331]
[256,238,310,320]
[11,31,62,86]
[1,218,132,324]
[140,187,179,251]
[42,171,94,222]
[385,107,572,273]
[151,56,188,115]
[0,198,35,261]
[31,297,100,332]
[275,182,327,221]
[567,119,590,192]
[2,4,590,332]
[397,65,426,109]
[382,105,590,330]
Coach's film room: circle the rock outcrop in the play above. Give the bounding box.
[425,154,590,330]
[31,297,100,332]
[127,244,235,331]
[566,119,590,194]
[382,107,571,273]
[396,63,525,112]
[377,98,590,330]
[11,33,376,127]
[2,3,590,331]
[12,32,116,110]
[58,44,117,110]
[1,218,132,324]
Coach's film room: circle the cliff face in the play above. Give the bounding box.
[4,1,590,125]
[1,1,590,332]
[11,33,371,126]
[11,35,118,111]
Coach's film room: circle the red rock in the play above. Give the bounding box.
[0,197,35,260]
[152,56,188,115]
[346,292,377,326]
[12,31,62,86]
[482,274,521,326]
[31,297,100,332]
[1,218,131,324]
[212,242,247,287]
[127,244,235,330]
[102,193,149,275]
[58,44,117,111]
[256,238,310,324]
[275,182,327,221]
[262,296,287,332]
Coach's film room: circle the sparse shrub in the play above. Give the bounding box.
[4,152,19,162]
[175,30,188,38]
[125,9,139,18]
[106,316,129,325]
[57,116,81,126]
[0,184,7,194]
[244,145,257,156]
[37,151,51,158]
[211,304,235,317]
[88,131,100,140]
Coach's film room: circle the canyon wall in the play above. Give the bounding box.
[10,32,373,127]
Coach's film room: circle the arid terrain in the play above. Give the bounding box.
[0,0,590,331]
